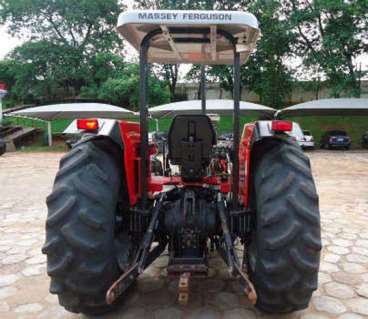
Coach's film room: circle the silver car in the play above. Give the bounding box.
[288,122,315,149]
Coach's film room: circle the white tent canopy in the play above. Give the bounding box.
[148,99,276,118]
[117,10,260,65]
[10,102,136,121]
[9,102,136,147]
[277,98,368,118]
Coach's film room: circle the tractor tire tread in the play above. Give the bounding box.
[43,138,124,315]
[248,141,321,313]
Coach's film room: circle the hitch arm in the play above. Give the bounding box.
[216,194,257,305]
[106,193,166,305]
[137,194,166,273]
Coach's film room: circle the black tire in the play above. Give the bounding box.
[42,137,127,315]
[248,141,321,313]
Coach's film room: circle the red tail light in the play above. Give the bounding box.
[77,119,99,131]
[272,120,293,132]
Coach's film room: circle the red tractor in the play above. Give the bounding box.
[42,10,321,315]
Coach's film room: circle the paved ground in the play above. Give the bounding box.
[0,150,368,319]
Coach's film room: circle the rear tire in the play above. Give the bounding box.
[42,137,128,315]
[248,141,321,313]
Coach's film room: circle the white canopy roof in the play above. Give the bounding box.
[10,103,136,121]
[117,10,260,65]
[148,99,275,118]
[277,98,368,118]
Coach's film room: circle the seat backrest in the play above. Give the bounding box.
[168,115,216,181]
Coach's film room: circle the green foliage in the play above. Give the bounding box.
[0,59,21,107]
[0,0,122,52]
[10,41,88,101]
[243,0,294,108]
[0,0,124,104]
[80,63,170,110]
[285,0,367,97]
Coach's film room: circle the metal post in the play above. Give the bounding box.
[139,43,149,208]
[155,118,159,132]
[47,121,52,146]
[232,52,241,209]
[200,65,206,114]
[139,29,163,208]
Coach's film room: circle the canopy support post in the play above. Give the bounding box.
[232,51,241,209]
[47,121,52,147]
[139,29,163,208]
[201,65,206,114]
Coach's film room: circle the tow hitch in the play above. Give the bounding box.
[106,191,257,307]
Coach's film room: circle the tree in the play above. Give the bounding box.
[10,41,88,101]
[0,0,122,53]
[0,0,124,101]
[0,59,22,107]
[153,64,179,101]
[285,0,368,97]
[243,0,295,108]
[81,63,171,110]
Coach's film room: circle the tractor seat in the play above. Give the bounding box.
[168,115,216,181]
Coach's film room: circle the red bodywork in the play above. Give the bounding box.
[119,120,252,207]
[238,123,256,208]
[119,121,142,205]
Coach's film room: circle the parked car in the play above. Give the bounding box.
[362,131,368,149]
[320,130,351,150]
[301,130,315,149]
[0,139,5,156]
[288,123,315,149]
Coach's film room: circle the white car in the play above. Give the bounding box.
[288,122,315,149]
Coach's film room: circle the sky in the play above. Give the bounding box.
[0,25,22,58]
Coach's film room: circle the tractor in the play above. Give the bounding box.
[42,10,321,315]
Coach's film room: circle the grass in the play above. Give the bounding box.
[5,114,368,150]
[5,116,73,134]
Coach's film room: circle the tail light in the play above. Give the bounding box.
[271,120,293,132]
[77,119,99,131]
